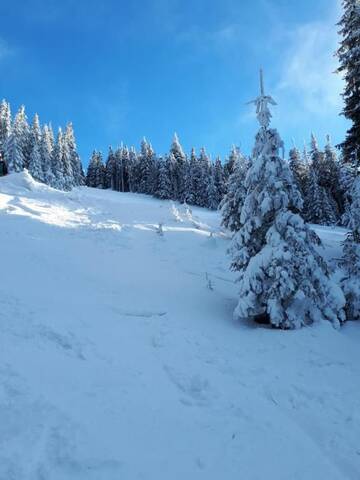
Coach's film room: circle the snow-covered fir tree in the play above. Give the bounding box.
[309,134,324,176]
[4,107,27,173]
[206,167,219,210]
[230,71,345,329]
[337,0,360,170]
[304,166,338,225]
[288,145,307,199]
[65,123,84,186]
[323,135,342,215]
[223,145,241,183]
[183,153,194,204]
[15,105,31,168]
[341,176,360,319]
[86,151,97,188]
[86,151,105,188]
[30,113,41,148]
[0,99,11,154]
[220,152,248,232]
[155,155,173,200]
[339,158,356,226]
[197,148,211,207]
[114,146,124,192]
[214,157,226,205]
[138,138,156,195]
[170,133,187,202]
[121,146,132,192]
[28,142,44,182]
[52,128,66,190]
[28,114,44,182]
[105,147,117,190]
[128,147,137,193]
[59,128,73,191]
[149,154,160,195]
[185,148,201,205]
[41,124,55,186]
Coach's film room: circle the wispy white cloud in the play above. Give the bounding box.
[267,0,349,149]
[276,19,342,117]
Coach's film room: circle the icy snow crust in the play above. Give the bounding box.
[0,172,359,480]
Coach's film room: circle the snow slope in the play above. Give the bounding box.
[0,171,359,480]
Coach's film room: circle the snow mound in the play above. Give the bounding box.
[0,170,55,195]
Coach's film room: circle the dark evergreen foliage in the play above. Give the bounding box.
[337,0,360,170]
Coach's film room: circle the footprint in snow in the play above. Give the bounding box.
[163,365,212,407]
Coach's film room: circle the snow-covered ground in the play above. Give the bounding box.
[0,171,359,480]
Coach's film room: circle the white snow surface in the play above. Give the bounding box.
[0,171,359,480]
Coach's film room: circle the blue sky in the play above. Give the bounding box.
[0,0,348,165]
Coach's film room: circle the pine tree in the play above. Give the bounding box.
[86,151,99,187]
[97,152,106,189]
[28,114,44,182]
[114,145,132,192]
[309,134,324,177]
[341,176,360,319]
[121,146,131,192]
[167,152,177,199]
[223,145,241,182]
[41,125,55,186]
[323,136,343,215]
[230,71,345,329]
[86,151,105,188]
[65,123,84,186]
[304,168,338,225]
[288,146,307,198]
[149,154,160,195]
[197,147,211,207]
[105,147,117,190]
[138,138,156,194]
[30,114,42,147]
[14,105,30,168]
[28,142,44,182]
[339,157,356,226]
[336,0,360,169]
[220,153,248,232]
[48,123,55,151]
[0,99,11,155]
[170,133,187,202]
[311,134,341,219]
[114,146,123,192]
[60,128,73,190]
[306,134,339,224]
[52,128,66,189]
[156,156,172,200]
[128,147,137,192]
[183,155,193,204]
[206,166,218,210]
[214,157,226,205]
[185,148,201,205]
[4,107,27,172]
